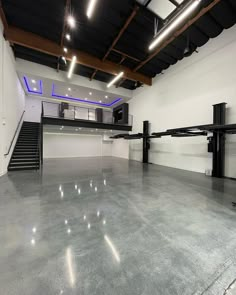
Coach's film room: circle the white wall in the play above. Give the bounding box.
[112,139,129,159]
[129,25,236,178]
[0,21,25,176]
[44,133,103,158]
[43,132,130,159]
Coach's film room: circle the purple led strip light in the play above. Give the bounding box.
[51,84,122,107]
[23,76,43,94]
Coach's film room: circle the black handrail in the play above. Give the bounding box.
[4,110,25,156]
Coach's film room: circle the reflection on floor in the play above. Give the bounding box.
[0,157,236,295]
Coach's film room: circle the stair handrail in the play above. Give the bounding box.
[4,110,25,156]
[37,102,44,168]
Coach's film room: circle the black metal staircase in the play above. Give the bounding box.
[8,121,40,171]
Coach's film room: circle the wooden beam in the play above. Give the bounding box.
[119,55,126,65]
[134,0,221,72]
[112,48,141,62]
[102,5,139,61]
[5,26,152,86]
[90,5,139,81]
[90,69,97,80]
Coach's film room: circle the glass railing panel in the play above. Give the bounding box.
[75,107,89,120]
[103,111,113,124]
[43,102,59,118]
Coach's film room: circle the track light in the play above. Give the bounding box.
[63,47,68,53]
[67,56,77,79]
[87,0,98,18]
[149,0,202,51]
[107,72,124,88]
[62,56,67,64]
[65,34,71,41]
[67,15,76,28]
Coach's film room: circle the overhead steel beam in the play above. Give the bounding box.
[168,0,180,7]
[5,26,152,86]
[90,5,140,81]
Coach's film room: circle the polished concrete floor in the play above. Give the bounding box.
[1,157,236,295]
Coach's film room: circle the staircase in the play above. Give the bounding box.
[8,121,40,171]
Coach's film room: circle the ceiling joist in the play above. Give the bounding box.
[90,5,139,81]
[5,26,152,86]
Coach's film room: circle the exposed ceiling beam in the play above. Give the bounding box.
[90,5,139,81]
[134,0,221,72]
[5,26,152,86]
[112,48,141,62]
[57,0,70,72]
[103,5,140,61]
[119,55,126,65]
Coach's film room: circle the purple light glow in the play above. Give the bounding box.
[51,84,122,107]
[23,76,43,95]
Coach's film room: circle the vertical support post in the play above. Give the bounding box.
[143,120,150,163]
[212,103,226,178]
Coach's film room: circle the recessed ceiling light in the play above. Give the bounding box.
[99,100,102,103]
[33,87,37,91]
[68,87,71,91]
[65,34,71,41]
[105,95,108,99]
[89,92,92,95]
[85,98,88,100]
[67,15,76,28]
[79,128,82,130]
[32,79,36,84]
[63,47,68,53]
[66,94,68,97]
[62,56,67,64]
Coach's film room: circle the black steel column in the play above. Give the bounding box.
[143,120,150,163]
[212,103,226,178]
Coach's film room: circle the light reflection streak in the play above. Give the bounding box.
[104,235,120,263]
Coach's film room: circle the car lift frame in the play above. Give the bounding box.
[111,103,236,181]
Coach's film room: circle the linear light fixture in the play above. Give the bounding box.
[87,0,98,18]
[149,0,202,51]
[67,56,77,79]
[107,72,124,88]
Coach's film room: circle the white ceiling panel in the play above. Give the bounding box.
[148,0,176,19]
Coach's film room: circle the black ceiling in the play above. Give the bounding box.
[2,0,236,90]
